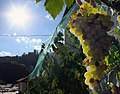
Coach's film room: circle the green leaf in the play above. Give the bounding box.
[115,27,120,35]
[36,0,42,3]
[65,0,74,8]
[44,0,64,19]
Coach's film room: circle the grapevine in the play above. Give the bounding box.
[68,3,114,92]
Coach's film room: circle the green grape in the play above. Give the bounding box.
[109,21,114,27]
[87,13,96,20]
[70,28,76,34]
[102,20,109,26]
[83,49,88,56]
[84,72,93,78]
[83,46,90,55]
[86,65,97,71]
[83,39,91,45]
[93,20,101,25]
[75,30,82,36]
[105,15,111,21]
[93,74,100,80]
[85,79,90,85]
[87,50,94,57]
[92,71,100,80]
[117,15,120,25]
[79,39,84,45]
[92,90,98,94]
[98,15,105,21]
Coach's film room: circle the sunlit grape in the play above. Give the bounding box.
[84,72,93,78]
[75,30,82,36]
[117,15,120,24]
[71,13,77,19]
[86,65,97,71]
[93,74,99,80]
[70,28,76,34]
[85,79,90,85]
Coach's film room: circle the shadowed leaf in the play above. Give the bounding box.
[44,0,64,19]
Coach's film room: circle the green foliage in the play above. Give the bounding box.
[115,27,120,42]
[28,31,89,94]
[44,0,64,19]
[65,0,75,8]
[36,0,75,19]
[36,0,42,3]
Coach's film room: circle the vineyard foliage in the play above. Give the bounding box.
[28,31,89,94]
[27,0,120,94]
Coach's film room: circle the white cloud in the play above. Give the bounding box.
[16,38,21,43]
[33,45,41,51]
[13,33,17,36]
[15,37,42,44]
[0,51,15,57]
[25,46,28,49]
[45,14,53,21]
[31,38,42,43]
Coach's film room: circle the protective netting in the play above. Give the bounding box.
[29,3,79,80]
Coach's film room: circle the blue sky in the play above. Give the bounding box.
[0,0,65,56]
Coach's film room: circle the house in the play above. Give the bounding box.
[16,77,28,94]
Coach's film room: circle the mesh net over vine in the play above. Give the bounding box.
[29,3,79,80]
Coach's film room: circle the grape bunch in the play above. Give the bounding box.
[68,3,114,90]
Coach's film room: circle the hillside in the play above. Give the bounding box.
[0,50,39,84]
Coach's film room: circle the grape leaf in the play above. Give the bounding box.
[36,0,42,3]
[44,0,64,19]
[65,0,74,8]
[115,27,120,35]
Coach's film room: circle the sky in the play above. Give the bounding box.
[0,0,65,56]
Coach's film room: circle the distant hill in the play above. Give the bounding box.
[0,50,39,84]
